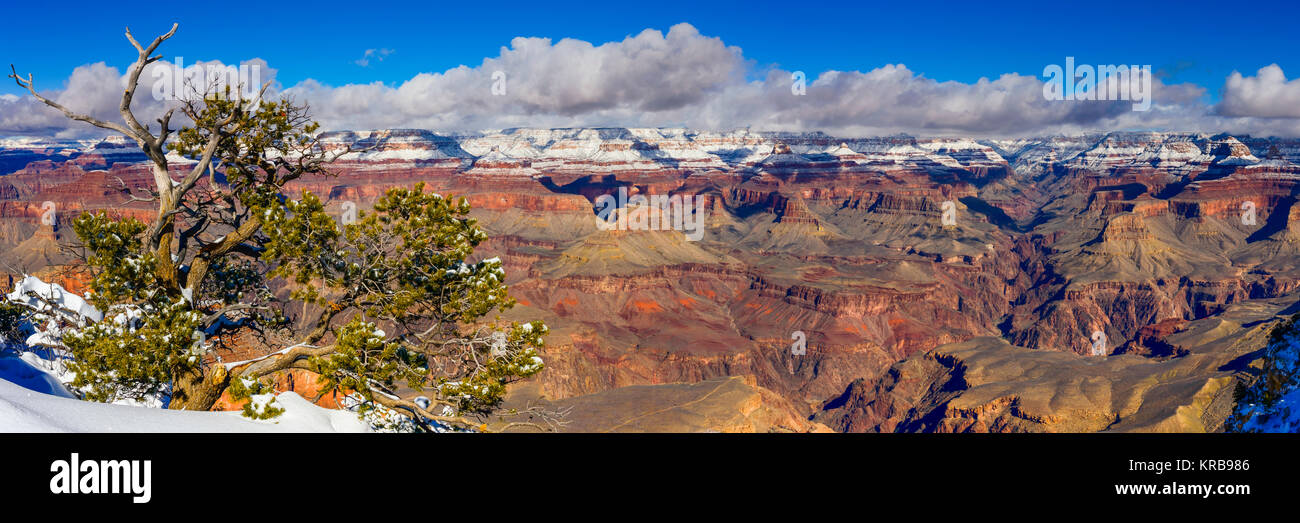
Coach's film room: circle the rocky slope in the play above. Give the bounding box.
[816,295,1299,432]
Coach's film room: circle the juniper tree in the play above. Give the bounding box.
[8,24,548,431]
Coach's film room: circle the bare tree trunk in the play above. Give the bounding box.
[170,364,230,411]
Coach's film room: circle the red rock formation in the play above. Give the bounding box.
[5,128,1300,433]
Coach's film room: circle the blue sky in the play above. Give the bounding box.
[4,0,1293,98]
[3,0,1300,137]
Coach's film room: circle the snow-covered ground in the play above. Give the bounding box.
[0,274,392,433]
[0,351,78,399]
[0,341,372,432]
[0,370,370,433]
[1237,326,1300,432]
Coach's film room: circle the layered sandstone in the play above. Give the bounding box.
[3,128,1300,433]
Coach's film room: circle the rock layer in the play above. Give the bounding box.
[4,128,1300,432]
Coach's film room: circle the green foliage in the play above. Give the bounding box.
[263,183,548,415]
[71,213,156,306]
[0,301,32,347]
[63,297,203,403]
[346,184,512,324]
[59,212,203,402]
[436,320,548,413]
[228,376,284,420]
[312,318,427,401]
[256,190,339,306]
[62,180,549,417]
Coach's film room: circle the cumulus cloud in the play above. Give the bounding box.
[288,23,744,131]
[1218,64,1300,118]
[681,66,1158,137]
[283,25,1221,138]
[0,62,131,137]
[0,58,279,139]
[4,23,1300,139]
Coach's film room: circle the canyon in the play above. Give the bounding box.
[2,128,1298,432]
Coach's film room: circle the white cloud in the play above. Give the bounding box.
[5,24,1300,139]
[291,23,744,131]
[355,48,395,67]
[0,58,279,138]
[1,62,133,137]
[1218,64,1300,118]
